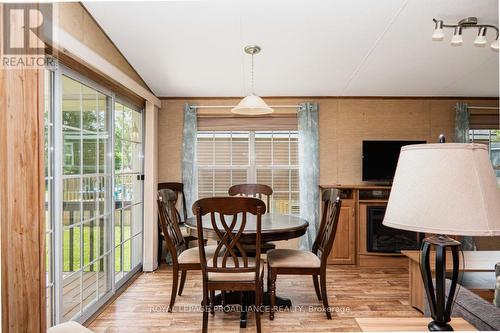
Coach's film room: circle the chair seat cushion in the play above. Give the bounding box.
[207,257,264,282]
[178,245,218,264]
[267,249,321,268]
[48,321,94,333]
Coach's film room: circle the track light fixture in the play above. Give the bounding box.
[432,17,499,52]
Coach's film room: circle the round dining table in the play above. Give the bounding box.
[184,212,309,243]
[184,213,309,328]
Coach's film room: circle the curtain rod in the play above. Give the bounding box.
[468,106,499,110]
[190,105,301,109]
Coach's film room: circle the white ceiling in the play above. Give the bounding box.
[84,0,499,97]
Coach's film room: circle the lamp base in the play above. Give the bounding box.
[428,320,454,331]
[420,235,461,332]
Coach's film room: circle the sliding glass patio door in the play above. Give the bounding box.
[45,66,145,325]
[59,72,113,321]
[113,101,144,286]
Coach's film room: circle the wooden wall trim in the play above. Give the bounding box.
[159,96,500,101]
[0,67,46,331]
[55,49,145,109]
[51,25,161,107]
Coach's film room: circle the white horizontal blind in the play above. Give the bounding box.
[196,130,299,215]
[197,131,250,198]
[255,131,299,215]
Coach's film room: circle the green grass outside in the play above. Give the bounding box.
[62,226,132,273]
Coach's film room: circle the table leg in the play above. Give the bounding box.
[408,258,425,312]
[240,292,247,328]
[212,291,292,310]
[210,291,292,327]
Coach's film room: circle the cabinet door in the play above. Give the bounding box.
[328,204,356,264]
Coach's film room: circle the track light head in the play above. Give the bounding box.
[474,27,487,47]
[491,39,499,51]
[451,26,463,46]
[432,20,445,41]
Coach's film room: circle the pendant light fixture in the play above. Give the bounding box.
[231,45,273,115]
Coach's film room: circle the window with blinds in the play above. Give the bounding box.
[197,131,250,198]
[197,130,300,215]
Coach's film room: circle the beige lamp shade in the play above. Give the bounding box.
[383,143,500,236]
[231,95,273,115]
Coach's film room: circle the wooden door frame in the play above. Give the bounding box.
[0,44,47,333]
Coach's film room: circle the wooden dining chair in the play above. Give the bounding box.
[193,196,266,333]
[229,184,275,255]
[157,182,197,264]
[157,189,218,312]
[267,189,342,320]
[228,184,273,212]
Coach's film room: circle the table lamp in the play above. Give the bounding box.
[383,139,500,331]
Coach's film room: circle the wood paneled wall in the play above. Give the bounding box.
[54,2,150,92]
[158,97,498,185]
[0,67,46,331]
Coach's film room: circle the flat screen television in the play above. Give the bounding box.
[362,140,426,182]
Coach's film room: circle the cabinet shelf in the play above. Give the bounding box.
[321,184,407,267]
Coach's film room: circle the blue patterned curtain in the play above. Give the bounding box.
[182,104,198,218]
[455,102,470,143]
[455,102,475,250]
[298,102,319,250]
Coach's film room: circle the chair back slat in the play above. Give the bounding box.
[157,189,186,262]
[158,182,187,222]
[193,197,266,279]
[228,184,272,213]
[312,189,342,264]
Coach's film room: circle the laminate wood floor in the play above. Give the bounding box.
[87,265,421,332]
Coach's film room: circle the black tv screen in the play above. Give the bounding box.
[362,140,426,182]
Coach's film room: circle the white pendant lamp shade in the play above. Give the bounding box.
[231,95,273,115]
[383,143,500,236]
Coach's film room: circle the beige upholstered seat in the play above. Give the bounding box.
[207,257,264,282]
[178,245,218,264]
[48,321,93,333]
[267,248,321,268]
